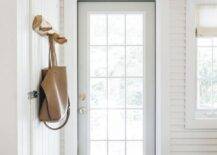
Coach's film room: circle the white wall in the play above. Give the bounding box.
[0,0,76,154]
[0,0,18,154]
[30,1,61,155]
[168,0,217,154]
[17,0,77,154]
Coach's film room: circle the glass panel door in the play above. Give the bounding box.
[78,2,155,155]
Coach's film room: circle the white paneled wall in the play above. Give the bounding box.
[18,0,66,155]
[30,0,61,155]
[169,0,217,154]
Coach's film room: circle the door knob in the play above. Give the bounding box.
[79,107,87,114]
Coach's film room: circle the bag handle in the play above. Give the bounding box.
[43,35,70,130]
[44,102,70,130]
[48,34,57,68]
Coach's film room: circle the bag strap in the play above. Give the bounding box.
[44,101,70,130]
[43,35,70,130]
[48,34,57,68]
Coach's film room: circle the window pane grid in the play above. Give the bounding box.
[90,108,144,110]
[90,140,144,142]
[197,37,217,109]
[89,13,144,155]
[90,76,144,78]
[89,44,144,46]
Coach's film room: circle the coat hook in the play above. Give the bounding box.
[32,15,52,36]
[32,15,67,44]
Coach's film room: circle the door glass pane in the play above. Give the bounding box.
[126,110,143,140]
[90,110,107,140]
[91,141,107,155]
[90,46,107,77]
[108,78,125,108]
[126,78,143,108]
[108,110,125,140]
[108,141,125,155]
[126,46,143,77]
[108,46,125,77]
[90,14,107,45]
[90,78,107,108]
[126,141,143,155]
[126,14,143,45]
[89,13,144,155]
[108,14,125,45]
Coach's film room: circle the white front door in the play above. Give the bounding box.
[78,2,155,155]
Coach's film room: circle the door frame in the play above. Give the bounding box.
[155,0,170,155]
[63,0,170,155]
[78,2,155,155]
[63,0,78,155]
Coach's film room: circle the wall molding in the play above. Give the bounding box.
[156,0,170,155]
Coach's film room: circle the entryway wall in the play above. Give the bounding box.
[7,0,217,155]
[0,1,17,154]
[17,0,77,155]
[18,0,63,155]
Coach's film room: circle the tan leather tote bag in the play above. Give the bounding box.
[39,34,70,130]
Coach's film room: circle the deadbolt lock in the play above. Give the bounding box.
[28,90,40,99]
[79,92,87,101]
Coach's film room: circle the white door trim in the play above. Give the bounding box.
[63,0,78,155]
[156,0,170,155]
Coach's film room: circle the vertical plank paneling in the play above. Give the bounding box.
[17,0,31,155]
[30,0,61,155]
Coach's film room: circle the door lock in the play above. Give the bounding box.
[79,107,87,114]
[79,92,86,101]
[28,90,40,99]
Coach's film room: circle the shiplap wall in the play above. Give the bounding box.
[18,0,64,155]
[169,0,217,154]
[30,1,61,155]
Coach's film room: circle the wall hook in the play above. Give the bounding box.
[32,15,67,44]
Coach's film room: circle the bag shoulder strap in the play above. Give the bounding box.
[44,100,70,130]
[48,34,57,68]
